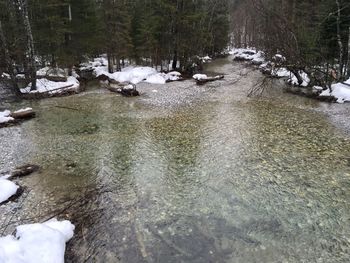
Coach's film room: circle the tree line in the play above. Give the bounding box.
[231,0,350,86]
[0,0,230,91]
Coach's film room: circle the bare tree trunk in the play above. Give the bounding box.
[335,0,344,79]
[347,26,350,78]
[107,53,113,73]
[17,0,37,90]
[0,21,20,95]
[172,50,178,70]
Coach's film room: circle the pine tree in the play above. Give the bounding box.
[99,0,133,73]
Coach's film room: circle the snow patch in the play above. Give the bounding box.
[320,79,350,103]
[0,219,75,263]
[193,74,208,80]
[145,73,166,84]
[166,71,182,81]
[232,48,265,64]
[288,71,310,87]
[20,76,80,94]
[0,178,19,203]
[0,110,14,124]
[1,73,10,79]
[81,56,183,85]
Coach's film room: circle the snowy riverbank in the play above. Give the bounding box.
[230,47,350,103]
[0,169,75,263]
[80,56,182,85]
[20,76,80,95]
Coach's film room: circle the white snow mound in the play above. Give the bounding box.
[20,76,80,94]
[320,79,350,103]
[0,110,14,124]
[193,74,208,80]
[0,178,19,203]
[0,219,75,263]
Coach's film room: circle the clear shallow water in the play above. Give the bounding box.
[1,58,350,262]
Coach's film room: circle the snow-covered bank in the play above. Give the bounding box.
[0,177,19,204]
[96,66,182,84]
[231,48,310,86]
[1,67,81,96]
[20,76,80,95]
[320,79,350,103]
[230,47,350,103]
[80,56,182,85]
[0,219,75,263]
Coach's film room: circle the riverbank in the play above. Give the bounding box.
[230,48,350,103]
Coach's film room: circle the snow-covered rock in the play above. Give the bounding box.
[193,74,208,80]
[0,178,19,203]
[231,48,265,65]
[165,71,182,81]
[271,67,290,78]
[0,110,14,124]
[197,56,212,63]
[0,219,75,263]
[20,76,80,94]
[273,54,286,62]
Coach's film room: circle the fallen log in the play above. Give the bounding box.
[166,77,186,83]
[107,83,140,97]
[195,75,224,85]
[10,108,35,120]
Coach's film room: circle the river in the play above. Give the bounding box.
[1,57,350,262]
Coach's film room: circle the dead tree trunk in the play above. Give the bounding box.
[335,0,344,79]
[107,53,113,73]
[0,20,20,95]
[347,26,350,78]
[17,0,37,91]
[172,50,178,70]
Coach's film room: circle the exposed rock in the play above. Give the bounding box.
[106,83,140,97]
[119,85,140,97]
[10,164,40,179]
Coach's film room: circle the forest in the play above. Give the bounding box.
[0,0,230,92]
[231,0,350,87]
[0,0,349,93]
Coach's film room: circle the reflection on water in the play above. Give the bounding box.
[1,57,350,262]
